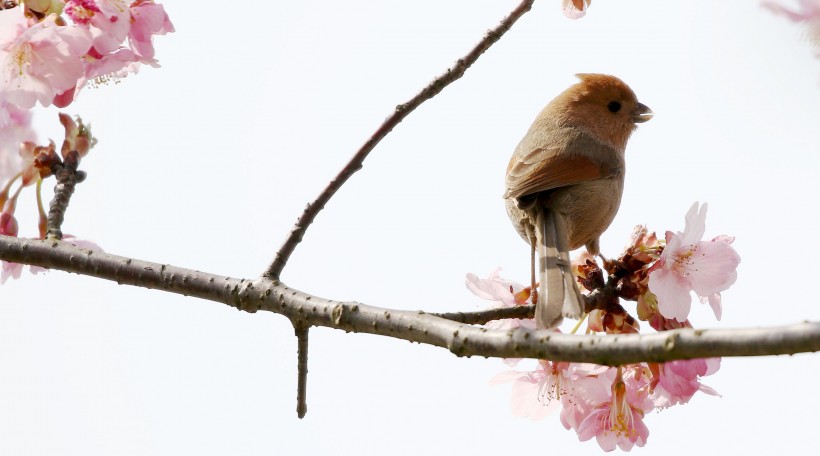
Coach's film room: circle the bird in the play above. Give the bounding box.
[504,74,652,329]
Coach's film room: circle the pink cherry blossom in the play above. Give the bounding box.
[1,101,35,181]
[466,269,535,330]
[0,251,47,284]
[563,0,591,19]
[129,0,175,64]
[84,46,140,80]
[0,10,93,109]
[65,0,130,55]
[64,0,101,25]
[650,358,721,408]
[491,360,564,420]
[576,367,653,452]
[647,202,740,322]
[0,204,28,283]
[559,363,614,432]
[763,1,820,54]
[59,1,173,102]
[0,209,18,237]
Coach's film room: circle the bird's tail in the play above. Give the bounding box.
[534,209,584,329]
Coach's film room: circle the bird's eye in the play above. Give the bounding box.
[607,101,621,113]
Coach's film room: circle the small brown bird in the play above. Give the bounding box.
[504,74,652,329]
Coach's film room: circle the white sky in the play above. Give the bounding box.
[1,0,819,454]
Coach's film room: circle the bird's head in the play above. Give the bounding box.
[554,73,652,151]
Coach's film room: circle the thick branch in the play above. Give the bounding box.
[264,0,535,279]
[3,236,818,364]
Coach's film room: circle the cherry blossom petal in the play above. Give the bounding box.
[0,101,35,180]
[680,201,707,245]
[648,267,692,322]
[687,241,740,296]
[129,0,175,62]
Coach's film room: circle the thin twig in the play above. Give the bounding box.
[293,322,309,419]
[264,0,535,280]
[434,275,624,325]
[433,305,535,324]
[3,236,818,364]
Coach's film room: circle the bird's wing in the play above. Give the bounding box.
[504,132,622,199]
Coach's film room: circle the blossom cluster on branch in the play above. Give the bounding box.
[0,1,817,452]
[0,1,170,280]
[469,203,740,451]
[0,0,173,109]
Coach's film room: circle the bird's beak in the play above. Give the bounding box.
[631,102,653,123]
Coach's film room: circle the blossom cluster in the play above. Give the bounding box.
[0,1,167,282]
[469,203,740,451]
[1,1,173,194]
[0,1,173,110]
[0,112,100,282]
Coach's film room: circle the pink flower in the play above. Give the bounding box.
[559,363,613,431]
[65,0,130,55]
[466,269,535,330]
[84,46,140,80]
[0,204,35,284]
[763,1,820,54]
[1,101,35,181]
[563,0,591,19]
[60,1,173,102]
[0,10,92,109]
[576,367,653,452]
[129,0,175,64]
[0,209,18,237]
[650,358,721,408]
[491,360,564,420]
[647,203,740,322]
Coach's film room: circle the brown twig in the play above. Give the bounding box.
[3,236,819,364]
[293,322,309,419]
[264,0,535,280]
[434,305,535,325]
[434,274,625,325]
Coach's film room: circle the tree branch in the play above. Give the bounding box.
[3,236,818,364]
[264,0,535,280]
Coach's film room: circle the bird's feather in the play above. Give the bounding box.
[504,129,622,200]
